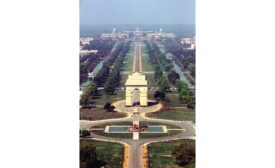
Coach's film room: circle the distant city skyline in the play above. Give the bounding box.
[80,0,195,26]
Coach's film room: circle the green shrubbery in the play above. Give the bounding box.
[172,141,195,167]
[80,83,97,107]
[80,130,91,138]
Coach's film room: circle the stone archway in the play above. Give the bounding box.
[125,72,148,107]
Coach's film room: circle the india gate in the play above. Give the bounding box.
[125,42,148,107]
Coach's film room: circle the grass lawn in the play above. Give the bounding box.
[139,130,183,139]
[91,91,125,105]
[148,139,195,168]
[142,53,154,72]
[141,45,154,72]
[146,74,158,87]
[121,74,128,86]
[164,92,183,106]
[147,90,156,100]
[90,121,183,139]
[146,109,195,121]
[80,108,127,121]
[139,121,182,129]
[80,139,124,168]
[123,43,134,72]
[141,43,148,53]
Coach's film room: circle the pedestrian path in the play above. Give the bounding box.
[133,132,139,140]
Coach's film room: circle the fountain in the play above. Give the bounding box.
[104,108,168,140]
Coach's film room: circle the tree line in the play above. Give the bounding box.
[176,80,195,109]
[154,70,195,110]
[144,40,173,72]
[145,40,173,101]
[93,42,124,86]
[80,41,130,107]
[145,40,195,108]
[80,83,97,107]
[163,39,195,77]
[80,39,115,85]
[104,41,131,94]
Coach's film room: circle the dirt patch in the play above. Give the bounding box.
[80,108,127,121]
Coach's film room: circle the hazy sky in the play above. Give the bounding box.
[80,0,195,25]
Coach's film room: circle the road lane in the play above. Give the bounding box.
[132,42,142,73]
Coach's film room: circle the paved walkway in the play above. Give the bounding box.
[132,41,142,73]
[122,71,154,74]
[112,100,163,113]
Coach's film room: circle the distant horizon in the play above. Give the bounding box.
[80,24,195,37]
[80,23,195,26]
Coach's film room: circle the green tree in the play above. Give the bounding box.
[80,130,91,137]
[168,71,180,84]
[154,65,161,72]
[159,76,169,91]
[85,83,97,96]
[80,141,97,168]
[187,63,195,71]
[102,41,130,95]
[80,83,97,107]
[172,142,195,167]
[80,93,89,107]
[186,94,195,109]
[164,64,173,72]
[179,88,195,109]
[179,88,188,102]
[176,80,188,93]
[176,80,195,108]
[104,81,115,94]
[154,66,163,80]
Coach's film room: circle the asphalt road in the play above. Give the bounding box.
[133,41,141,73]
[135,42,140,72]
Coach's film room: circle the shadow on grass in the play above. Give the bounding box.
[148,101,159,106]
[131,101,159,107]
[94,160,107,168]
[81,160,107,168]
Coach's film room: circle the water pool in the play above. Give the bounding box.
[147,126,164,133]
[108,126,129,133]
[106,125,167,133]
